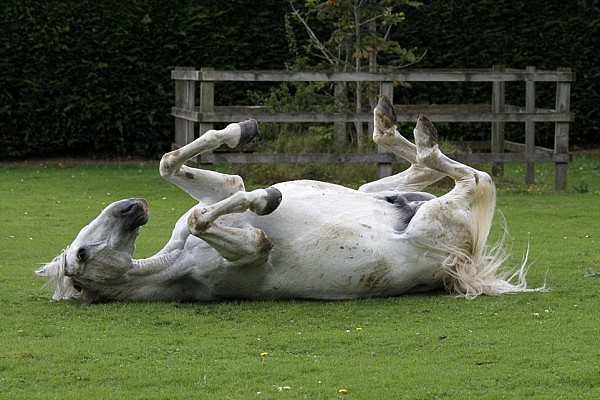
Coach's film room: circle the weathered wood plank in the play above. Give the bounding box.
[504,140,553,155]
[171,69,199,81]
[176,69,574,83]
[171,107,574,123]
[525,66,536,184]
[554,68,572,192]
[491,65,506,177]
[173,67,196,150]
[197,152,571,164]
[199,153,404,164]
[198,68,215,141]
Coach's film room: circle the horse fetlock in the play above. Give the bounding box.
[188,208,212,235]
[415,145,439,167]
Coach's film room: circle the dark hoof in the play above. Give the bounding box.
[376,95,397,130]
[258,187,282,216]
[416,114,438,144]
[237,119,259,147]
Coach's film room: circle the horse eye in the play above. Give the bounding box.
[76,247,88,262]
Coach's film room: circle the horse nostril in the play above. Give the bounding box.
[121,203,136,214]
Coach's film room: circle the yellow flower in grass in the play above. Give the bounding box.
[339,388,348,394]
[260,352,268,356]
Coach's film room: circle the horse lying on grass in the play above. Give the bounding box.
[37,96,542,302]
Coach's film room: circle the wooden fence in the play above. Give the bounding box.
[171,66,574,191]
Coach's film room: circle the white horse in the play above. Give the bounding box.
[36,96,538,302]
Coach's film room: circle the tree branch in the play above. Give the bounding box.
[395,49,428,69]
[289,1,337,65]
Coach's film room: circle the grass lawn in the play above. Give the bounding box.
[1,156,599,399]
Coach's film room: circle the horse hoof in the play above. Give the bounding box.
[375,95,397,131]
[257,187,282,216]
[237,119,259,147]
[414,114,438,146]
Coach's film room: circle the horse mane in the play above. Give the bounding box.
[36,247,73,300]
[36,247,98,302]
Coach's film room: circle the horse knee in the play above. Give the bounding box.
[159,152,177,179]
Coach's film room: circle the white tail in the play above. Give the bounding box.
[439,182,546,299]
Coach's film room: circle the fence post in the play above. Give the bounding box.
[525,66,536,185]
[554,67,571,192]
[334,81,347,145]
[173,67,196,151]
[198,67,215,166]
[378,81,394,179]
[491,65,505,177]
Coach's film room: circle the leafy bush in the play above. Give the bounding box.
[392,0,600,147]
[0,0,294,159]
[1,0,598,159]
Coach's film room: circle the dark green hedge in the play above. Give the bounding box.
[0,0,293,159]
[1,0,598,159]
[392,0,599,147]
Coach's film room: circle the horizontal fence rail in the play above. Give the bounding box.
[171,68,575,83]
[171,66,574,191]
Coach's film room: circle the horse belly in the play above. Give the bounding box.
[244,181,444,299]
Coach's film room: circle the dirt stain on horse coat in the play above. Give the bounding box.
[358,263,392,292]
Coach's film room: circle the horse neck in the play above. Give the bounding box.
[130,249,183,276]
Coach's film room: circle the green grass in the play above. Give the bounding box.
[1,157,599,399]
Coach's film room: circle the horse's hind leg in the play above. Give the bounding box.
[413,114,493,204]
[196,224,274,264]
[159,120,258,204]
[408,115,523,298]
[359,96,446,193]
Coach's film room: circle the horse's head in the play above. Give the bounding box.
[36,198,149,301]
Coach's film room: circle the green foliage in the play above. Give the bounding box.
[290,0,424,147]
[1,157,599,397]
[296,0,422,69]
[1,0,599,159]
[0,0,294,159]
[573,181,590,194]
[392,0,600,147]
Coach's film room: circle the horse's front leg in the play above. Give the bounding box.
[187,187,282,264]
[359,96,446,193]
[159,120,258,204]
